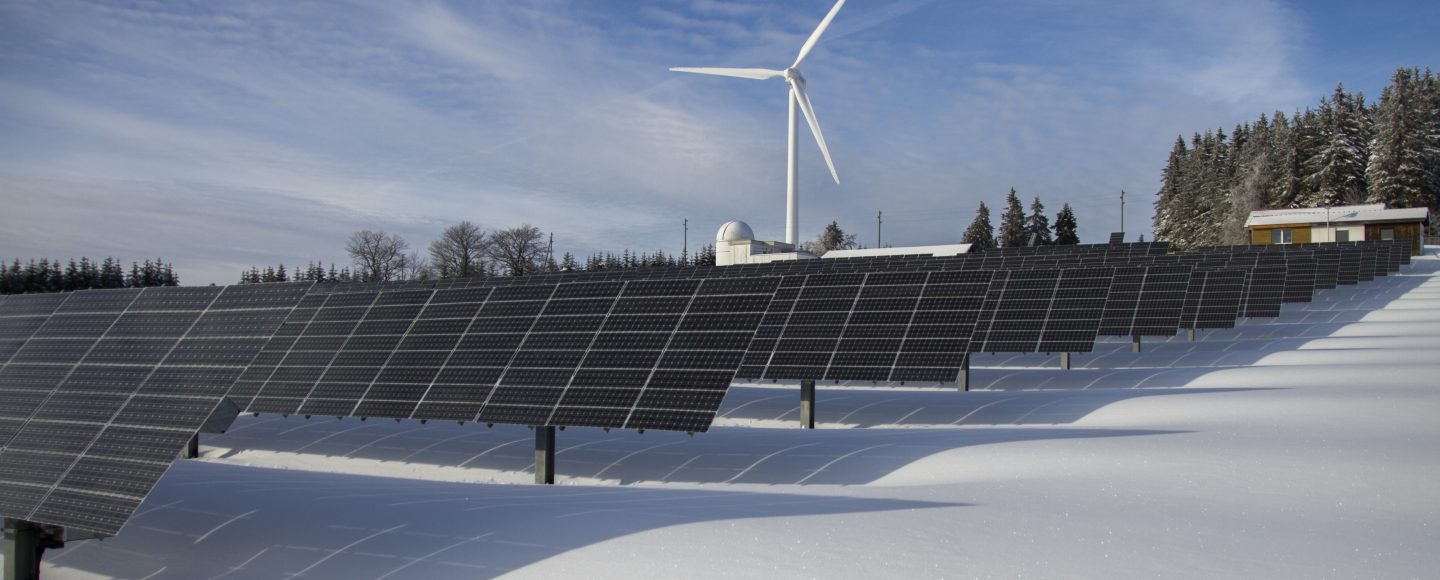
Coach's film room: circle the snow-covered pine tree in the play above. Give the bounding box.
[1153,136,1188,246]
[962,202,996,250]
[1227,116,1273,244]
[1304,85,1369,206]
[1367,68,1435,213]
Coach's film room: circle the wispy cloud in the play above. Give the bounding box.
[0,0,1417,283]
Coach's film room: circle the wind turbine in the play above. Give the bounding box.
[671,0,845,247]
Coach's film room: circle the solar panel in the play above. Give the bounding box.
[0,283,310,535]
[1108,232,1125,244]
[744,270,992,383]
[240,278,779,433]
[1180,269,1246,329]
[1357,247,1377,282]
[1394,239,1413,265]
[1337,247,1362,285]
[1098,265,1193,337]
[971,268,1113,353]
[1372,243,1392,278]
[1240,261,1286,318]
[1281,257,1317,303]
[1313,250,1340,290]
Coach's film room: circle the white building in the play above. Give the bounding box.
[713,220,972,266]
[714,221,815,266]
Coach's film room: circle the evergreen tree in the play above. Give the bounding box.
[694,244,717,267]
[997,188,1027,247]
[1367,68,1436,211]
[1153,136,1188,246]
[1054,204,1079,244]
[1025,197,1052,246]
[1304,85,1369,206]
[101,257,124,288]
[962,202,996,250]
[63,259,80,292]
[802,221,858,256]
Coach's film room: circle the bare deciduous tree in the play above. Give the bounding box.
[346,229,409,282]
[396,250,433,281]
[487,224,547,276]
[429,221,488,278]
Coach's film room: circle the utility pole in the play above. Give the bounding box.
[1120,190,1125,237]
[683,218,689,264]
[876,210,882,248]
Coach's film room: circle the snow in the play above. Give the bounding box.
[16,250,1440,578]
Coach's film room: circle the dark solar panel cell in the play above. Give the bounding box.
[28,489,140,536]
[477,404,553,426]
[0,293,70,316]
[552,281,625,299]
[32,314,120,338]
[490,285,556,301]
[624,409,712,433]
[58,456,169,497]
[87,426,196,462]
[428,287,491,304]
[12,339,94,364]
[127,286,221,311]
[532,316,605,333]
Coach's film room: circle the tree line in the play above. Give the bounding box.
[1154,67,1439,249]
[0,257,179,295]
[961,189,1080,250]
[241,221,723,283]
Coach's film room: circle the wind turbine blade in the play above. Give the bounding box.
[792,82,839,184]
[670,67,786,80]
[792,0,846,68]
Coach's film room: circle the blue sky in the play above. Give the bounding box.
[1,0,1436,285]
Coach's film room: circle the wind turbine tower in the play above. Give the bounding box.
[671,0,845,247]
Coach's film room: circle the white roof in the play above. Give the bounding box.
[1245,204,1430,227]
[822,244,972,259]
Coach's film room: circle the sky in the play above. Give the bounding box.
[1,0,1436,285]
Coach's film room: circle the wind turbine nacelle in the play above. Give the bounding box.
[785,68,805,87]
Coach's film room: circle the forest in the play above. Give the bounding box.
[1153,67,1439,249]
[0,257,178,295]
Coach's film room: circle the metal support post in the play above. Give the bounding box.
[1060,352,1072,370]
[957,354,970,391]
[5,518,61,580]
[799,379,816,429]
[1187,328,1196,342]
[1132,335,1142,353]
[181,433,199,459]
[535,426,555,485]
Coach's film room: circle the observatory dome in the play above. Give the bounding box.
[716,221,755,243]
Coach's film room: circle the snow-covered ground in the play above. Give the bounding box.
[22,251,1440,578]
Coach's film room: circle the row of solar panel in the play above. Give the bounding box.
[0,239,1409,536]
